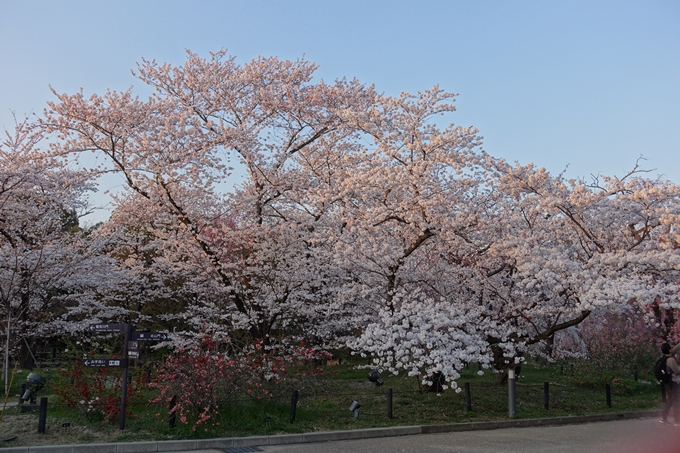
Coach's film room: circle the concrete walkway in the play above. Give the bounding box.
[261,417,680,453]
[0,410,664,453]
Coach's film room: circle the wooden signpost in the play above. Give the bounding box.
[86,323,168,430]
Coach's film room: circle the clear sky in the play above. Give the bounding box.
[1,1,678,221]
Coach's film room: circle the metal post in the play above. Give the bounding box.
[169,395,177,428]
[387,388,393,419]
[38,397,47,434]
[464,382,472,412]
[543,381,549,410]
[289,390,299,423]
[119,323,131,431]
[508,368,516,418]
[605,383,611,408]
[4,315,10,396]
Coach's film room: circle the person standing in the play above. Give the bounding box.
[659,342,680,425]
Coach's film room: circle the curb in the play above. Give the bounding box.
[0,410,661,452]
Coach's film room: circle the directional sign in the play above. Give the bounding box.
[88,323,126,333]
[83,358,128,368]
[128,351,140,359]
[127,341,139,351]
[131,332,168,342]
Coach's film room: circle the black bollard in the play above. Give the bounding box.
[169,395,177,428]
[606,383,611,408]
[543,381,549,410]
[387,388,393,419]
[464,382,472,412]
[38,397,47,434]
[289,390,299,423]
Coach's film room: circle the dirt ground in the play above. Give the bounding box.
[0,411,125,447]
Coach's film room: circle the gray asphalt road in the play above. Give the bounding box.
[254,418,680,453]
[176,418,680,453]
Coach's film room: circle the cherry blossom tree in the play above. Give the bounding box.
[353,157,680,386]
[554,310,657,385]
[41,50,376,350]
[485,162,680,353]
[321,87,496,386]
[0,120,110,391]
[36,49,680,391]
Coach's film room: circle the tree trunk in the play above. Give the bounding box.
[4,315,10,395]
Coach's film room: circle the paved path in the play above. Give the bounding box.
[5,416,677,452]
[254,418,680,453]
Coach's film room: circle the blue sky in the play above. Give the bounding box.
[1,1,678,220]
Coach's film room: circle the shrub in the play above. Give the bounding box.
[567,311,657,387]
[54,362,143,422]
[149,335,329,431]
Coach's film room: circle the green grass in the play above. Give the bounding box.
[0,360,664,446]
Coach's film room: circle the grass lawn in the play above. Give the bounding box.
[0,359,663,447]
